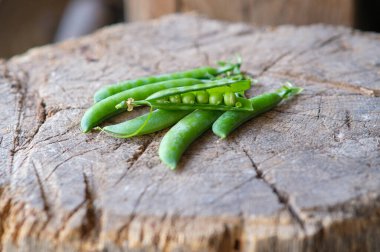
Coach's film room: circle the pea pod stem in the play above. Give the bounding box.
[212,83,303,138]
[159,110,223,169]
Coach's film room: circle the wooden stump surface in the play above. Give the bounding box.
[0,14,380,251]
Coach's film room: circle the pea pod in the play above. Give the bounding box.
[115,79,253,112]
[146,78,250,100]
[94,63,240,102]
[102,110,192,138]
[132,96,252,111]
[81,78,202,132]
[159,110,223,169]
[212,84,303,138]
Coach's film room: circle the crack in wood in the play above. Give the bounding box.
[6,66,28,175]
[344,110,352,129]
[288,33,345,63]
[54,199,87,241]
[257,51,291,77]
[31,159,53,239]
[44,147,101,181]
[114,139,154,186]
[240,147,306,232]
[201,175,257,210]
[317,96,322,119]
[16,96,47,151]
[81,172,100,242]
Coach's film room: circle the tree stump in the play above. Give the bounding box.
[0,14,379,252]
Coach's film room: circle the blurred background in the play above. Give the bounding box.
[0,0,379,59]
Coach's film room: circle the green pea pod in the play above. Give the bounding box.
[132,96,253,111]
[81,78,202,132]
[212,83,303,138]
[115,79,253,112]
[159,110,223,169]
[101,109,192,138]
[146,79,251,100]
[94,62,241,102]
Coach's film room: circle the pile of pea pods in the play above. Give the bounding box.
[81,61,302,169]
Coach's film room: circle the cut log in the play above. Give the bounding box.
[1,14,380,252]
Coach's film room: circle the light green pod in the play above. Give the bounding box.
[159,110,223,169]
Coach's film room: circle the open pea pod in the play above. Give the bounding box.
[115,78,253,111]
[132,97,253,111]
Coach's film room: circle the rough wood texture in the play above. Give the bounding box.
[1,14,380,251]
[125,0,354,26]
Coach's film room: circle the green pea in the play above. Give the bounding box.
[169,95,182,103]
[196,91,209,104]
[181,93,195,104]
[209,93,223,105]
[155,97,169,103]
[223,92,236,106]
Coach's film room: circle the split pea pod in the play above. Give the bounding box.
[102,110,192,138]
[159,110,223,169]
[212,84,303,138]
[116,79,254,112]
[94,63,240,102]
[81,78,202,132]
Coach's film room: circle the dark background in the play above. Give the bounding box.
[0,0,379,59]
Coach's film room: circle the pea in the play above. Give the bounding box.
[223,92,236,106]
[155,97,169,103]
[181,93,195,104]
[209,93,223,105]
[169,95,182,103]
[196,91,209,104]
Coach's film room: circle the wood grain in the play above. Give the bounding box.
[0,14,379,251]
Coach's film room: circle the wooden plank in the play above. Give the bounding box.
[126,0,355,26]
[0,14,380,251]
[126,0,177,21]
